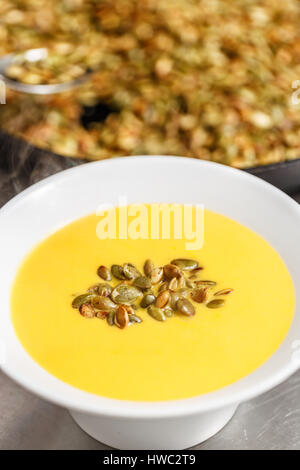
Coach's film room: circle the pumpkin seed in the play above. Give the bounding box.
[79,303,95,318]
[191,267,204,274]
[163,263,181,279]
[129,314,142,324]
[170,291,181,309]
[195,280,217,287]
[168,277,178,291]
[92,295,117,310]
[96,311,109,319]
[214,288,233,296]
[191,287,208,303]
[87,284,101,294]
[163,306,174,317]
[123,263,141,280]
[97,265,111,281]
[133,276,152,290]
[158,281,169,292]
[111,284,142,304]
[150,267,164,284]
[207,299,225,308]
[114,305,129,329]
[177,275,186,289]
[72,293,94,309]
[97,283,112,297]
[170,259,198,271]
[147,305,166,321]
[111,264,127,280]
[176,298,195,316]
[107,311,115,326]
[155,290,170,308]
[140,293,156,308]
[144,259,155,277]
[177,288,189,297]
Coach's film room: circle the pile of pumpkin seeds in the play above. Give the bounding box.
[72,258,233,329]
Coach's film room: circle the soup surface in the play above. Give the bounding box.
[11,207,295,401]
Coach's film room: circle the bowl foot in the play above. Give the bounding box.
[69,404,238,450]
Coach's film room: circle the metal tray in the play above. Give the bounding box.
[0,129,300,195]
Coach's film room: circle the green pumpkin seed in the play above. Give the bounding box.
[177,275,186,289]
[140,293,156,308]
[79,303,95,318]
[177,288,190,297]
[176,298,195,316]
[133,276,152,290]
[191,287,208,303]
[144,259,155,277]
[163,306,174,317]
[129,314,143,324]
[123,263,141,280]
[92,295,117,310]
[87,284,101,294]
[97,265,111,281]
[111,284,142,304]
[147,305,166,321]
[107,311,115,326]
[111,264,126,280]
[207,299,225,308]
[170,259,199,271]
[170,291,181,309]
[195,280,217,287]
[97,283,112,297]
[72,293,94,309]
[214,288,233,296]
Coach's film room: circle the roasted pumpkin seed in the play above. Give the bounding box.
[72,293,94,309]
[214,288,233,296]
[147,305,166,321]
[155,290,170,308]
[114,305,129,329]
[111,284,142,304]
[92,295,117,310]
[158,281,169,292]
[111,264,126,280]
[168,277,178,291]
[97,283,112,297]
[133,276,152,290]
[79,303,95,318]
[97,265,111,281]
[170,259,198,271]
[140,293,156,308]
[123,263,141,280]
[207,299,225,308]
[129,314,142,324]
[176,298,195,316]
[150,267,164,284]
[191,288,208,303]
[96,311,109,319]
[144,259,155,277]
[163,263,181,279]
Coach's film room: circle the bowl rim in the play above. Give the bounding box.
[1,155,300,419]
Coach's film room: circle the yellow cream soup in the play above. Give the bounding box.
[11,207,294,401]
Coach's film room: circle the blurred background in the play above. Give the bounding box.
[1,0,300,171]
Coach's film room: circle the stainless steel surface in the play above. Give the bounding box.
[0,142,299,450]
[0,48,91,95]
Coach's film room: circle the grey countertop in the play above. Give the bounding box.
[0,133,299,450]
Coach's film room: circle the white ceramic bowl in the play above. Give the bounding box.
[1,156,300,450]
